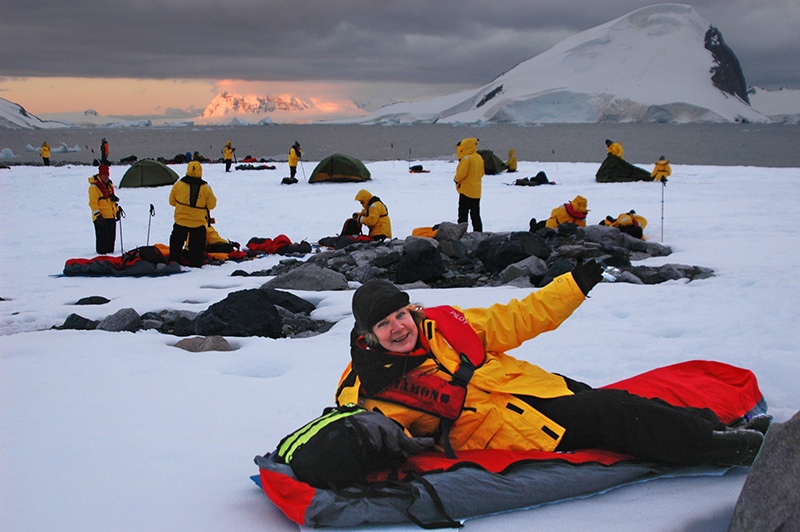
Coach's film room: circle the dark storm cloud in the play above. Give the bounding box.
[2,0,798,88]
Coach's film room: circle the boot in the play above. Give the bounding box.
[704,428,764,467]
[742,414,773,435]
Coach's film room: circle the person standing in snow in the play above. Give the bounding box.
[337,273,767,467]
[506,148,518,173]
[168,161,217,267]
[40,141,50,166]
[222,141,236,172]
[652,155,671,183]
[87,165,119,254]
[353,189,392,241]
[605,138,624,159]
[288,141,302,180]
[100,138,110,165]
[453,137,485,232]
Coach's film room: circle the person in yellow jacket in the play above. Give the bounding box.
[222,141,236,172]
[545,195,589,229]
[168,161,217,266]
[353,189,392,240]
[288,141,302,179]
[506,148,517,173]
[600,210,648,239]
[335,275,764,466]
[87,165,120,254]
[453,137,485,232]
[605,138,624,159]
[40,141,51,166]
[651,155,671,183]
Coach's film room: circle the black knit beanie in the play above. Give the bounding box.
[352,280,410,331]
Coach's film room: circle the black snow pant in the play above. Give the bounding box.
[457,194,482,232]
[225,159,232,172]
[519,377,723,466]
[169,224,206,267]
[42,158,50,166]
[290,165,297,179]
[93,217,117,254]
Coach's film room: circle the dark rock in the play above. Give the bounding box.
[395,240,446,284]
[172,317,196,337]
[729,411,800,531]
[260,287,316,315]
[476,232,548,272]
[59,313,99,330]
[174,336,234,352]
[193,289,282,338]
[75,296,111,305]
[97,308,142,332]
[263,263,349,291]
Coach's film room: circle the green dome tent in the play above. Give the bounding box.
[308,153,371,183]
[478,149,508,175]
[119,159,180,188]
[595,154,653,183]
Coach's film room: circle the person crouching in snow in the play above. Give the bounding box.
[88,165,120,254]
[601,210,648,239]
[546,195,589,229]
[506,148,518,173]
[336,275,767,467]
[168,161,217,267]
[353,189,392,241]
[605,138,624,159]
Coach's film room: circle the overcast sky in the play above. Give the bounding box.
[2,1,798,116]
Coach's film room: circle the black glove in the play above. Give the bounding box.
[571,260,603,296]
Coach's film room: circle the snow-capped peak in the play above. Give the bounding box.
[357,4,771,124]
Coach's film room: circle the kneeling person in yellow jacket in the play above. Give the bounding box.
[354,189,392,241]
[168,161,217,267]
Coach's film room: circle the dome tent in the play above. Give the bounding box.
[308,153,371,183]
[119,159,180,188]
[478,149,508,175]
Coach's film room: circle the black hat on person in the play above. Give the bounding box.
[352,280,410,331]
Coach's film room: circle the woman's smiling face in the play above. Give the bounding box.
[372,306,419,353]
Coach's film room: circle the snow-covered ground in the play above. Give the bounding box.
[1,157,798,531]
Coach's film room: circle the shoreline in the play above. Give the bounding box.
[2,122,799,168]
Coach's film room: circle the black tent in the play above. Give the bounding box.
[478,149,508,175]
[595,154,653,183]
[308,153,371,183]
[119,159,179,188]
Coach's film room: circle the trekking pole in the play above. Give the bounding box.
[300,160,307,180]
[660,180,666,242]
[117,206,126,253]
[408,147,412,170]
[551,148,559,172]
[146,203,155,245]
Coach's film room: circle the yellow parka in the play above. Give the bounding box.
[545,195,589,229]
[88,175,119,221]
[453,137,484,199]
[288,145,301,167]
[336,273,586,452]
[40,143,51,158]
[169,162,217,228]
[607,141,624,159]
[651,159,671,182]
[223,142,234,161]
[354,189,392,238]
[506,148,517,172]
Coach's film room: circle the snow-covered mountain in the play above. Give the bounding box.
[748,86,800,123]
[196,91,365,124]
[0,98,68,129]
[355,4,772,125]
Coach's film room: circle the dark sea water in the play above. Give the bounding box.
[2,122,799,167]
